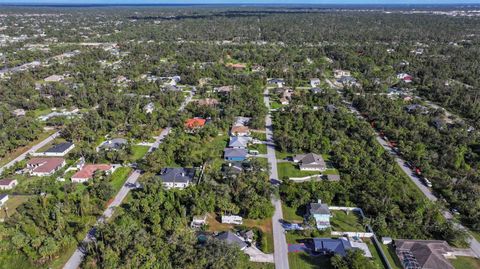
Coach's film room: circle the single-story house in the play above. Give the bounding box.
[0,194,8,207]
[214,85,234,94]
[311,87,323,94]
[229,136,251,149]
[216,231,248,250]
[99,138,127,151]
[194,98,219,107]
[293,153,327,171]
[12,108,26,117]
[397,73,413,83]
[0,179,18,190]
[313,237,372,258]
[309,200,331,230]
[221,215,243,225]
[144,102,154,114]
[310,78,321,88]
[334,69,351,79]
[267,78,285,88]
[44,74,64,82]
[71,164,113,183]
[191,214,207,228]
[37,142,75,157]
[221,162,252,177]
[157,167,196,189]
[230,125,250,137]
[27,157,66,177]
[185,118,207,131]
[224,148,248,161]
[394,240,456,269]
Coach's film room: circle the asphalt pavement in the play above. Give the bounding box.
[0,131,60,176]
[263,89,290,269]
[63,91,193,269]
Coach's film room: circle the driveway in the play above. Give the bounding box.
[244,246,274,263]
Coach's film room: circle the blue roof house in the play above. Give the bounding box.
[224,148,248,161]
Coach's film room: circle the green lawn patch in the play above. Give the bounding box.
[380,244,403,269]
[365,238,388,269]
[0,195,32,219]
[451,256,480,269]
[130,145,149,161]
[246,262,275,269]
[109,167,132,191]
[251,131,267,141]
[289,252,333,269]
[282,203,304,223]
[330,210,365,232]
[277,162,321,180]
[250,143,267,154]
[243,218,274,254]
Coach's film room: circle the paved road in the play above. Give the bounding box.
[63,92,193,269]
[0,131,60,175]
[343,99,480,258]
[263,89,290,269]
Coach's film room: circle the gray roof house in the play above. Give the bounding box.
[39,142,75,156]
[100,138,127,150]
[293,153,327,171]
[157,168,196,189]
[216,231,248,250]
[394,240,456,269]
[229,136,251,149]
[313,237,372,258]
[224,148,248,161]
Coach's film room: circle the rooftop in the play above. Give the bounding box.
[158,167,196,183]
[44,142,74,153]
[72,164,112,179]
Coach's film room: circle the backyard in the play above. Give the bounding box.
[330,210,365,232]
[0,195,32,219]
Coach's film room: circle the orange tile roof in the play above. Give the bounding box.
[184,118,206,129]
[231,125,250,134]
[72,164,112,180]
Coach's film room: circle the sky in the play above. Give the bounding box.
[1,0,480,4]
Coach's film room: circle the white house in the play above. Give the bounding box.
[191,214,207,228]
[33,142,75,157]
[334,69,351,79]
[221,215,243,225]
[0,194,8,207]
[310,78,321,88]
[0,179,18,190]
[44,74,64,82]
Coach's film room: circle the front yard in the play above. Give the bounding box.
[109,167,132,191]
[330,210,365,232]
[289,252,333,269]
[451,256,480,269]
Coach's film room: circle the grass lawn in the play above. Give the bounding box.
[250,143,267,154]
[330,210,364,232]
[0,130,56,167]
[130,145,149,161]
[270,101,283,110]
[277,162,321,180]
[365,238,389,269]
[0,195,32,219]
[282,203,304,223]
[451,256,480,269]
[246,262,275,269]
[289,252,333,269]
[243,218,274,254]
[380,244,403,269]
[206,213,234,232]
[109,167,132,191]
[251,131,267,141]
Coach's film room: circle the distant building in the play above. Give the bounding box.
[226,63,246,70]
[0,179,18,190]
[267,78,285,88]
[221,215,243,225]
[185,118,207,132]
[144,102,154,114]
[310,78,321,88]
[309,200,331,230]
[11,108,26,117]
[157,168,195,189]
[293,153,327,171]
[214,85,234,94]
[44,74,64,82]
[194,98,219,107]
[0,194,8,207]
[397,73,413,83]
[334,69,351,79]
[27,157,66,177]
[71,164,113,183]
[326,174,341,182]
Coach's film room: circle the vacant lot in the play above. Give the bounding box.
[110,167,132,191]
[0,195,32,219]
[289,252,333,269]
